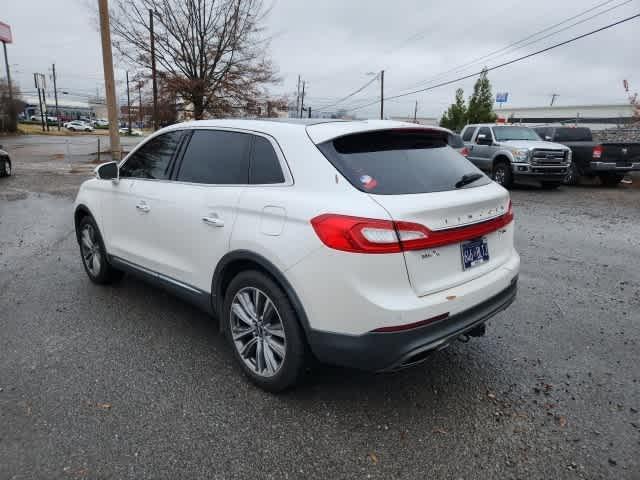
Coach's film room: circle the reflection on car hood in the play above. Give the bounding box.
[497,140,568,150]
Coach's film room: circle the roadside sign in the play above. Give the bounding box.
[0,21,12,43]
[496,92,509,103]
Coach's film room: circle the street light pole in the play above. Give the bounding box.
[126,71,132,134]
[52,63,60,130]
[149,9,158,130]
[380,70,384,120]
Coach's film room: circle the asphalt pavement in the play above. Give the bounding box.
[0,148,639,479]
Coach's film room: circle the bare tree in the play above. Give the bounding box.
[110,0,277,119]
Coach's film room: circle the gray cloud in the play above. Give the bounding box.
[1,0,638,118]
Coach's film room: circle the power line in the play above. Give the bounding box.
[343,13,640,114]
[398,0,628,94]
[315,74,379,113]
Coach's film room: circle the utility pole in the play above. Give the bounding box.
[34,73,45,132]
[52,63,60,130]
[295,75,301,118]
[380,70,384,120]
[138,83,143,127]
[308,106,311,119]
[126,71,132,134]
[98,0,122,161]
[149,9,159,130]
[550,93,559,106]
[300,81,306,119]
[2,40,13,123]
[413,100,418,123]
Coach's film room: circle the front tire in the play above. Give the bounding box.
[223,270,308,392]
[564,162,580,185]
[0,158,10,177]
[492,161,513,188]
[77,216,124,284]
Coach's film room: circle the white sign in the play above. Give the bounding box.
[0,21,12,43]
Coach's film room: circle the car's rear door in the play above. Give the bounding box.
[135,128,250,292]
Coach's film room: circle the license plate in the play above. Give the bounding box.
[461,238,489,270]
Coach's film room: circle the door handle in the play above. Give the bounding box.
[202,216,224,227]
[136,202,150,213]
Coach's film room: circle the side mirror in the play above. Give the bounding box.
[95,161,119,181]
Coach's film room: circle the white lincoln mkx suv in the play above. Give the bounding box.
[74,119,519,391]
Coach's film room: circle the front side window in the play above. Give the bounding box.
[492,126,540,141]
[476,127,492,143]
[177,130,251,184]
[250,136,285,184]
[120,131,183,179]
[317,129,490,195]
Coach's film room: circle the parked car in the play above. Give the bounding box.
[66,121,94,132]
[73,119,519,391]
[533,126,640,186]
[118,127,143,136]
[0,145,11,177]
[461,124,571,189]
[448,132,469,157]
[93,119,109,128]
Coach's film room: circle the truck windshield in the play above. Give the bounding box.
[493,126,540,141]
[554,128,592,142]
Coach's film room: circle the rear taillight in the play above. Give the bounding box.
[592,145,603,159]
[310,201,514,254]
[460,147,470,157]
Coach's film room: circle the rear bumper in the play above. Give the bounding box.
[589,161,640,172]
[308,276,518,372]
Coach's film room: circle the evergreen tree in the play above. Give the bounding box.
[439,88,467,132]
[467,68,496,124]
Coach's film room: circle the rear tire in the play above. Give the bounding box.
[77,216,124,284]
[599,173,623,187]
[223,270,308,392]
[492,161,513,189]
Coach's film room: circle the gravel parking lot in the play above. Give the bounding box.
[1,139,639,479]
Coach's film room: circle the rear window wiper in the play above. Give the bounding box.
[455,172,484,188]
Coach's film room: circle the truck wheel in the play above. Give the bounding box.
[564,163,580,185]
[492,161,513,189]
[599,173,623,187]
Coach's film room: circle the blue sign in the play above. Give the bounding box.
[496,92,509,103]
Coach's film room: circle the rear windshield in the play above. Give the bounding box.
[553,127,592,142]
[448,133,465,148]
[317,129,490,195]
[493,126,540,141]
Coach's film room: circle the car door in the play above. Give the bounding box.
[103,130,184,269]
[470,126,494,172]
[135,128,251,292]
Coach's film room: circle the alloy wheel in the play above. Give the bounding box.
[80,223,102,277]
[230,287,287,377]
[493,166,506,185]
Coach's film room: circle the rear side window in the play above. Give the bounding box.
[177,130,250,184]
[461,127,476,142]
[317,129,490,195]
[553,127,592,142]
[447,133,464,148]
[250,136,285,184]
[120,130,182,179]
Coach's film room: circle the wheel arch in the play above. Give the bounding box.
[212,250,311,338]
[74,204,95,241]
[492,153,512,168]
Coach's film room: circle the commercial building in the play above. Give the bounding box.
[493,103,634,130]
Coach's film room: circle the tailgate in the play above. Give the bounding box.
[370,183,513,296]
[601,143,640,165]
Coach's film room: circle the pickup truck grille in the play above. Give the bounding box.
[531,149,567,165]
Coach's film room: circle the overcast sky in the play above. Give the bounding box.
[1,0,638,119]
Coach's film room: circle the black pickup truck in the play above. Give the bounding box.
[534,126,640,186]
